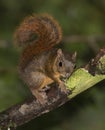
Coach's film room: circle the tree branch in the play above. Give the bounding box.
[64,35,105,43]
[0,48,105,130]
[63,35,105,52]
[1,35,105,48]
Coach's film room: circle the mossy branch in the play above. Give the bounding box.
[0,48,105,130]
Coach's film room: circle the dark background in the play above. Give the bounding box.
[0,0,105,130]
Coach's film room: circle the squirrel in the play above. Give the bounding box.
[14,14,76,105]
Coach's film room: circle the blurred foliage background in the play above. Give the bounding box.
[0,0,105,130]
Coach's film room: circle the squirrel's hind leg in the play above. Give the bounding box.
[31,88,48,105]
[30,72,47,105]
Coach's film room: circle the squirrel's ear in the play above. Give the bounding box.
[57,49,63,56]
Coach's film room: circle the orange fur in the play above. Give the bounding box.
[14,14,62,69]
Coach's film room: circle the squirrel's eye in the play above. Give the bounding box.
[59,61,62,67]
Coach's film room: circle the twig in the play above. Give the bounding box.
[0,40,11,48]
[1,35,105,49]
[64,35,105,52]
[63,35,105,43]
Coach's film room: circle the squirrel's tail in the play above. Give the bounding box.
[14,14,62,69]
[14,14,62,48]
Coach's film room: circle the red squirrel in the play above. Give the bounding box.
[14,14,76,105]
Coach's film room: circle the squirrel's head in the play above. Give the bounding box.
[53,49,76,79]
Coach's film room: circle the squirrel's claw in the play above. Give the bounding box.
[59,82,71,95]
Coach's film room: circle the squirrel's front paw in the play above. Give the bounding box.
[59,82,71,95]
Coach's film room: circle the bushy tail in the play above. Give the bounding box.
[14,14,62,69]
